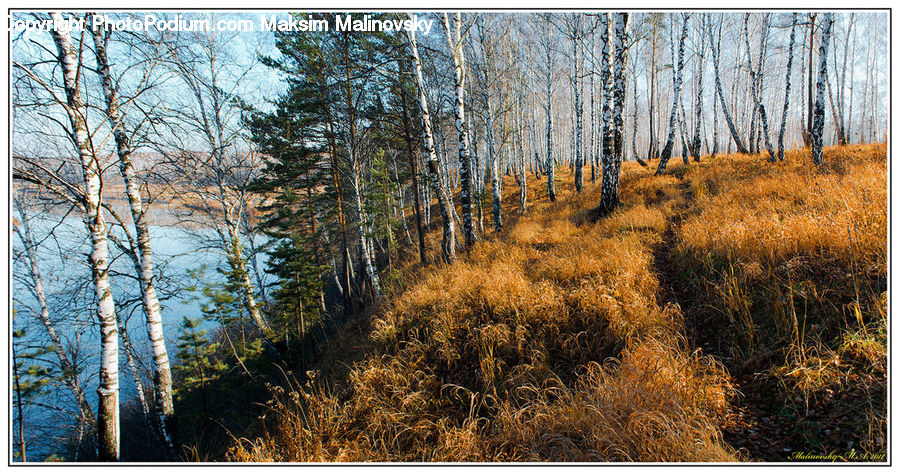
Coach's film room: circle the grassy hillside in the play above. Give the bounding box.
[225,144,886,462]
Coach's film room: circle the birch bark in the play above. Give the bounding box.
[707,14,750,155]
[777,13,798,161]
[656,14,689,174]
[811,13,834,165]
[408,22,457,263]
[88,21,176,452]
[742,13,777,161]
[599,13,629,214]
[544,16,556,202]
[50,12,119,461]
[443,13,478,247]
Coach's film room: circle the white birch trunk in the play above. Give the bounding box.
[589,29,597,182]
[517,82,527,213]
[88,22,176,452]
[572,15,584,192]
[812,13,834,165]
[599,14,611,175]
[691,21,707,161]
[408,22,456,263]
[743,13,777,161]
[116,314,152,436]
[707,13,749,155]
[50,13,119,461]
[350,166,381,296]
[632,62,644,165]
[14,197,94,432]
[656,14,689,174]
[490,110,502,230]
[474,16,504,231]
[544,16,556,202]
[443,13,478,247]
[599,13,629,213]
[777,13,798,161]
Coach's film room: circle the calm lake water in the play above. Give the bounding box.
[12,213,271,460]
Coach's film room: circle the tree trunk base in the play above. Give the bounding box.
[97,388,119,462]
[592,198,619,222]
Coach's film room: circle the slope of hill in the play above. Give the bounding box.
[226,144,886,462]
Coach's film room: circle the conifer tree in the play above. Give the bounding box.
[174,317,227,411]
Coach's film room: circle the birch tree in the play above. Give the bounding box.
[88,18,175,452]
[516,62,528,213]
[829,13,854,145]
[646,15,662,160]
[542,14,557,202]
[162,23,277,332]
[598,13,629,214]
[473,15,505,230]
[443,12,478,247]
[396,58,429,264]
[804,13,818,145]
[598,14,611,174]
[690,18,707,161]
[22,12,123,460]
[564,14,586,192]
[339,30,382,298]
[588,21,598,182]
[56,19,119,463]
[707,13,749,155]
[631,42,644,165]
[408,18,456,263]
[655,14,689,175]
[777,13,798,161]
[13,194,95,456]
[743,13,777,161]
[811,13,834,165]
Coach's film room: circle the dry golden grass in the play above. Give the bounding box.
[490,339,733,462]
[679,144,886,269]
[226,144,886,462]
[672,144,887,456]
[676,143,886,354]
[227,162,736,462]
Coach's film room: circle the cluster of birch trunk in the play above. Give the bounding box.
[13,12,272,461]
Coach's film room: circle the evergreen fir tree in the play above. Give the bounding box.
[173,317,226,408]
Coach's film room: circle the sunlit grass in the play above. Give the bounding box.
[226,144,886,461]
[674,143,887,454]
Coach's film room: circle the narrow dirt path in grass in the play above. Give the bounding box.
[649,180,688,313]
[647,170,787,462]
[649,148,888,463]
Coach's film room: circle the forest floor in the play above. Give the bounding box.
[224,144,886,463]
